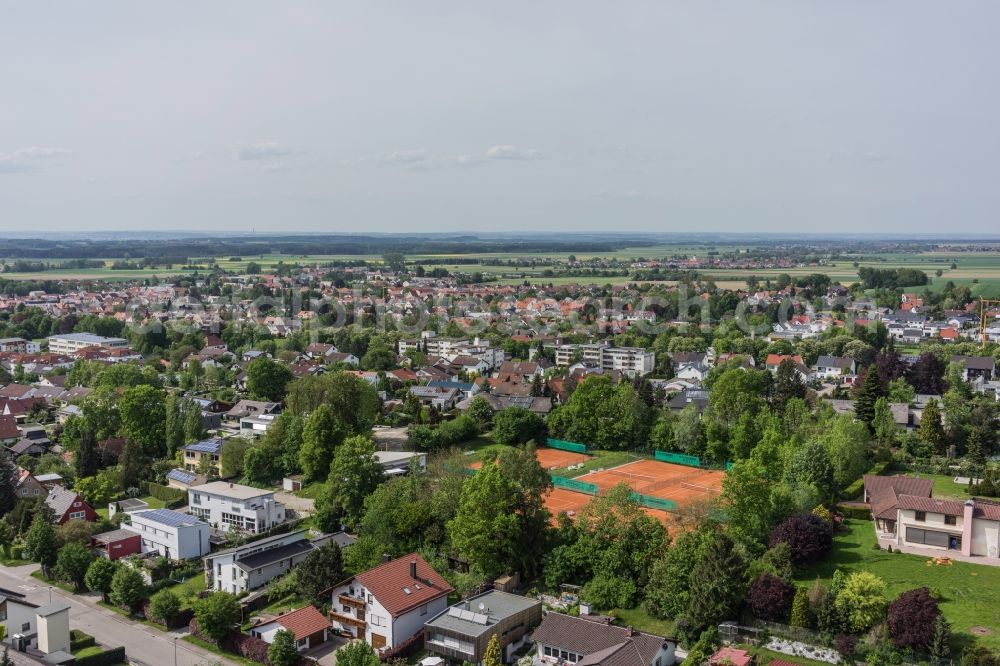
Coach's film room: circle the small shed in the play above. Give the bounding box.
[282,475,304,492]
[108,498,149,517]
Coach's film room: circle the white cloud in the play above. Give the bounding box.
[13,146,75,159]
[486,144,543,160]
[234,142,293,160]
[0,146,74,174]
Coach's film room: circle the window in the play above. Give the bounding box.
[73,501,81,507]
[297,638,308,649]
[69,511,86,520]
[22,622,31,631]
[370,614,385,627]
[945,515,957,526]
[0,611,6,621]
[906,527,958,549]
[192,493,201,505]
[915,511,926,522]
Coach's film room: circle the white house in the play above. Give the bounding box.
[329,554,453,651]
[812,355,856,381]
[123,509,210,560]
[0,590,39,649]
[188,481,286,534]
[204,530,315,594]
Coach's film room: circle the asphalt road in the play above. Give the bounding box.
[0,562,238,666]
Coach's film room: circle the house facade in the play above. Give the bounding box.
[329,554,453,651]
[45,486,98,524]
[532,613,676,666]
[423,590,542,665]
[188,481,286,534]
[204,530,315,594]
[123,509,210,560]
[250,605,330,652]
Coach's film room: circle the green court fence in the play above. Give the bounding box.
[463,467,477,476]
[725,461,735,471]
[547,438,588,454]
[630,492,678,512]
[552,475,599,495]
[654,450,701,468]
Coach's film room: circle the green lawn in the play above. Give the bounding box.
[796,519,1000,650]
[741,645,831,666]
[30,570,77,593]
[73,645,105,659]
[609,607,676,638]
[159,573,207,610]
[902,473,1000,502]
[183,635,261,666]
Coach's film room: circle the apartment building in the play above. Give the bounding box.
[204,530,315,594]
[183,437,224,473]
[188,481,286,534]
[552,343,654,377]
[46,333,129,355]
[123,509,210,560]
[423,591,542,664]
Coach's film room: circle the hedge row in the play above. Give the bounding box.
[836,505,873,521]
[840,461,891,500]
[70,629,96,652]
[76,646,126,666]
[140,481,187,508]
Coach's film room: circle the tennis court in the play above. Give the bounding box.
[544,487,593,518]
[580,459,724,500]
[468,446,591,471]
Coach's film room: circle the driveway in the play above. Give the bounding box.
[0,563,240,666]
[303,635,348,666]
[275,490,315,515]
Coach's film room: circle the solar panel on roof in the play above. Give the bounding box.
[135,509,201,528]
[167,469,197,483]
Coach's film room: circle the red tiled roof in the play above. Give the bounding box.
[355,553,453,617]
[972,499,1000,522]
[710,648,752,666]
[276,605,330,640]
[896,494,964,517]
[0,415,19,439]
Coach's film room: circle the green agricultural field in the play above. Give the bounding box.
[796,519,1000,650]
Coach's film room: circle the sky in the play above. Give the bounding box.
[1,1,998,235]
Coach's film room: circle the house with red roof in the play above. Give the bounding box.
[250,605,331,652]
[329,553,453,651]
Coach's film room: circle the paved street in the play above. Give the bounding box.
[0,563,239,666]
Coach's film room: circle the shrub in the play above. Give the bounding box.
[835,634,858,659]
[887,587,940,650]
[149,589,181,624]
[746,573,795,622]
[194,592,241,643]
[769,513,834,564]
[581,574,636,611]
[267,629,299,666]
[835,571,887,633]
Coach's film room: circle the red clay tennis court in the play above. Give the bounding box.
[580,459,724,501]
[544,487,593,519]
[467,446,592,471]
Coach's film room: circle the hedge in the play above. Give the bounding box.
[840,461,891,500]
[76,646,126,666]
[70,629,96,652]
[140,481,187,508]
[836,505,873,521]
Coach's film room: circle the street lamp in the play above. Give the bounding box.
[174,636,178,666]
[48,586,52,603]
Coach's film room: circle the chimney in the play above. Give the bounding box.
[382,553,392,563]
[229,482,233,488]
[962,500,975,557]
[625,626,633,637]
[410,560,417,580]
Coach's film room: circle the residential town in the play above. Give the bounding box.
[1,250,999,666]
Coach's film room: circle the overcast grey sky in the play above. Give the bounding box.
[1,1,998,234]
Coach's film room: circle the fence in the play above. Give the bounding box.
[654,450,701,468]
[629,492,678,512]
[547,438,588,454]
[552,476,599,495]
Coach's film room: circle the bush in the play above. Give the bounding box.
[149,589,181,624]
[194,592,241,643]
[769,513,834,564]
[75,647,127,666]
[835,634,857,659]
[746,573,795,622]
[887,587,940,650]
[581,574,636,611]
[70,630,96,652]
[140,481,186,508]
[837,505,873,521]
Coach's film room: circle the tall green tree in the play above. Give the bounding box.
[919,399,946,454]
[771,359,807,411]
[183,399,205,444]
[854,366,884,431]
[299,404,344,482]
[315,436,383,530]
[873,397,899,449]
[24,514,58,575]
[119,385,167,457]
[73,424,100,479]
[296,542,344,602]
[85,557,118,601]
[685,532,747,634]
[55,542,94,590]
[109,564,147,610]
[246,357,293,402]
[194,592,241,643]
[268,630,300,666]
[448,462,522,578]
[0,459,17,517]
[165,392,185,456]
[334,641,381,666]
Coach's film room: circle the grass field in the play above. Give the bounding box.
[4,248,1000,296]
[902,473,1000,502]
[796,519,1000,650]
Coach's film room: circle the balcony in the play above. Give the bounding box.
[339,594,366,610]
[330,611,366,630]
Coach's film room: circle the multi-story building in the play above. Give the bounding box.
[329,554,453,651]
[203,530,315,594]
[45,333,129,355]
[532,612,677,666]
[123,509,210,560]
[0,337,30,353]
[423,591,542,665]
[552,343,654,377]
[183,437,224,473]
[188,481,286,534]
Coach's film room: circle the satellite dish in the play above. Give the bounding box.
[478,603,485,611]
